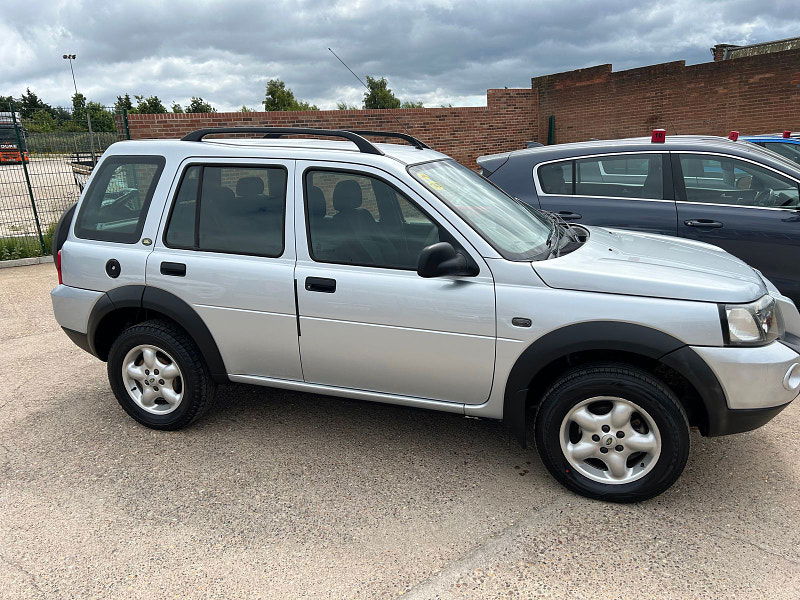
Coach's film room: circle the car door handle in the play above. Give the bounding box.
[684,219,723,229]
[160,261,186,277]
[305,277,336,293]
[557,211,582,220]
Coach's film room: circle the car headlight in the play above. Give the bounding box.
[721,295,784,346]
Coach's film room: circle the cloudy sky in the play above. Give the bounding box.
[3,0,799,112]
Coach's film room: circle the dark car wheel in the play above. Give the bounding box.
[534,364,690,502]
[107,319,216,430]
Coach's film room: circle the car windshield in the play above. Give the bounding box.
[408,159,553,261]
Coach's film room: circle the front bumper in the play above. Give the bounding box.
[690,340,799,436]
[692,341,800,410]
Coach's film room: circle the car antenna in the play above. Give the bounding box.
[327,47,418,140]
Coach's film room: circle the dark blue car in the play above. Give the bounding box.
[479,135,800,303]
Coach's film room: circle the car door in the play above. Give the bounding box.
[674,152,800,302]
[535,153,677,236]
[294,161,496,405]
[146,158,303,380]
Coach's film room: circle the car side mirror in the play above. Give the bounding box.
[417,242,475,278]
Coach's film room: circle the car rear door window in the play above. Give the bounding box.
[164,164,287,256]
[574,154,663,199]
[74,155,165,243]
[678,154,800,208]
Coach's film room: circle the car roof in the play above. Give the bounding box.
[104,137,449,167]
[478,135,749,163]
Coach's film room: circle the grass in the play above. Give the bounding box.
[0,222,56,261]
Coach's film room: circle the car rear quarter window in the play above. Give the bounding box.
[164,164,287,257]
[537,161,573,194]
[74,155,165,243]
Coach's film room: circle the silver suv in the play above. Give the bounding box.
[51,127,800,502]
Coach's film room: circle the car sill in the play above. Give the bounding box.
[228,374,466,414]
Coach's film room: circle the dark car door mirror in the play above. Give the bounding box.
[417,242,475,278]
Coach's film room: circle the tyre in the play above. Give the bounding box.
[534,364,689,502]
[107,319,216,430]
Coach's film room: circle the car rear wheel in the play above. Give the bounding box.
[107,320,216,430]
[534,364,689,502]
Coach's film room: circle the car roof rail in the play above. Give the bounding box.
[344,130,431,150]
[180,127,383,155]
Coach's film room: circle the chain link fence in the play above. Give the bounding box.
[0,105,129,260]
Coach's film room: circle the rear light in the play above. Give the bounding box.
[728,131,739,141]
[783,130,792,138]
[56,250,63,285]
[651,129,666,143]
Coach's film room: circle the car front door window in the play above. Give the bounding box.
[678,154,800,209]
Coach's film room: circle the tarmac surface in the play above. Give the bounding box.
[1,263,799,599]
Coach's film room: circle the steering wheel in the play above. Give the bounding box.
[753,188,775,206]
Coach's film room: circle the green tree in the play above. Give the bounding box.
[0,95,15,111]
[238,105,254,112]
[86,102,116,132]
[336,101,359,110]
[27,109,57,132]
[362,77,422,109]
[185,97,215,113]
[363,76,401,109]
[263,79,318,111]
[171,102,185,113]
[134,95,168,114]
[115,94,134,114]
[71,92,87,128]
[18,88,52,118]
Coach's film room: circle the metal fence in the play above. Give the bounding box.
[0,105,129,260]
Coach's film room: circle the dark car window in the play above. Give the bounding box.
[164,164,287,256]
[74,155,165,243]
[538,161,573,194]
[679,154,799,209]
[575,154,663,200]
[305,169,450,270]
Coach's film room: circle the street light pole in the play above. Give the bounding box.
[62,53,96,163]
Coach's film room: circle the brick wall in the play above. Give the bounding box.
[533,47,800,144]
[126,88,537,168]
[126,46,800,164]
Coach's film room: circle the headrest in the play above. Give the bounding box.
[332,179,363,212]
[308,185,326,218]
[236,176,264,197]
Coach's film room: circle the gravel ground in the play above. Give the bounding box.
[1,263,799,599]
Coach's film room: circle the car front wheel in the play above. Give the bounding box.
[534,364,690,502]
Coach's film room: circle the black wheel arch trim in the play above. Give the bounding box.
[503,321,728,447]
[86,285,228,383]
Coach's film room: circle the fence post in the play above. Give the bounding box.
[86,111,97,165]
[122,109,131,140]
[10,109,46,253]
